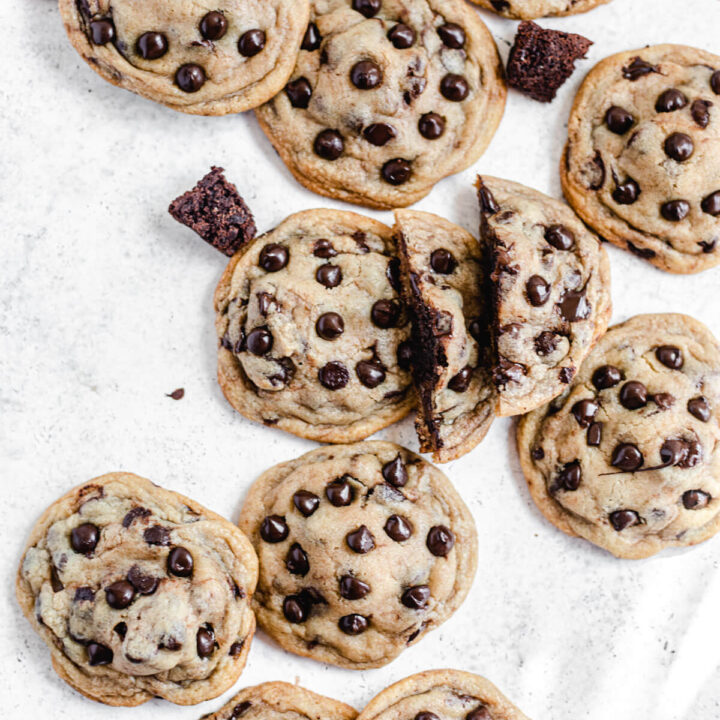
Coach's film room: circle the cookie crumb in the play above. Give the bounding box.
[506,21,592,103]
[166,388,185,400]
[169,167,256,256]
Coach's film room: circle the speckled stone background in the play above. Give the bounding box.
[2,0,720,718]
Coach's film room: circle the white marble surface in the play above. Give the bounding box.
[2,0,720,718]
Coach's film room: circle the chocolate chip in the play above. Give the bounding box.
[448,366,473,393]
[258,245,288,273]
[229,641,245,657]
[545,224,575,250]
[122,506,151,528]
[557,461,582,491]
[430,248,456,274]
[611,443,644,471]
[683,490,711,510]
[609,510,640,531]
[196,626,216,657]
[656,345,683,369]
[401,585,430,610]
[114,622,127,638]
[246,327,273,356]
[651,392,675,411]
[351,60,382,90]
[613,178,640,204]
[440,74,469,101]
[387,256,402,291]
[526,275,550,306]
[326,477,354,507]
[142,524,170,546]
[137,31,168,59]
[283,595,309,623]
[655,88,687,112]
[415,714,439,720]
[711,70,720,95]
[593,364,622,390]
[371,299,400,328]
[200,12,227,41]
[232,702,252,718]
[71,523,99,554]
[663,132,694,161]
[534,331,559,356]
[286,77,312,108]
[312,240,335,259]
[127,565,158,595]
[74,586,94,602]
[388,23,415,49]
[363,123,396,146]
[572,399,599,427]
[382,455,408,487]
[688,396,711,422]
[702,191,720,216]
[175,64,206,93]
[622,57,658,80]
[316,264,342,288]
[466,708,491,720]
[314,129,344,160]
[559,367,575,384]
[346,525,375,553]
[260,516,289,543]
[382,158,412,185]
[605,106,634,134]
[319,361,350,390]
[691,99,712,128]
[167,547,194,577]
[238,30,265,57]
[493,358,526,387]
[352,0,380,17]
[105,581,135,609]
[397,341,413,371]
[384,515,412,542]
[437,23,465,48]
[338,614,369,634]
[661,198,691,222]
[315,312,344,341]
[286,543,310,576]
[302,22,321,51]
[558,289,590,322]
[356,360,386,388]
[90,19,114,45]
[338,575,370,600]
[620,381,648,409]
[587,421,603,446]
[87,642,113,666]
[531,446,544,460]
[426,525,454,556]
[293,490,320,517]
[418,113,445,139]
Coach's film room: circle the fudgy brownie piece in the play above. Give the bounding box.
[169,167,256,256]
[507,21,592,102]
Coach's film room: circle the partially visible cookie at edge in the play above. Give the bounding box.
[396,209,494,462]
[518,313,720,559]
[562,44,720,273]
[470,0,610,20]
[238,441,478,669]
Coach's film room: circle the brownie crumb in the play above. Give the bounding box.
[169,167,256,256]
[166,388,185,400]
[506,21,592,103]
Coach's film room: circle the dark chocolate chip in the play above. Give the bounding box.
[282,595,308,623]
[622,57,658,80]
[232,702,253,717]
[167,547,194,577]
[397,341,413,371]
[127,565,158,595]
[466,708,492,720]
[351,60,382,90]
[611,443,644,471]
[71,523,99,554]
[137,31,168,59]
[356,360,386,388]
[293,490,320,517]
[246,327,273,356]
[627,241,656,259]
[382,158,412,185]
[653,392,675,410]
[448,366,473,393]
[557,461,582,491]
[175,64,206,92]
[609,510,640,531]
[363,123,396,146]
[143,525,170,546]
[605,106,634,134]
[371,299,401,328]
[437,23,465,48]
[478,180,500,214]
[545,224,575,250]
[316,312,345,340]
[655,88,687,113]
[286,77,312,108]
[683,490,711,510]
[338,614,369,635]
[229,641,245,657]
[346,525,375,553]
[260,515,289,543]
[661,199,690,222]
[656,345,683,369]
[531,447,544,460]
[664,132,694,161]
[319,361,350,390]
[314,239,337,258]
[535,331,559,356]
[114,622,127,638]
[688,396,711,422]
[286,543,310,576]
[382,455,408,487]
[418,113,445,139]
[388,23,415,49]
[238,29,265,57]
[587,422,603,447]
[701,191,720,216]
[526,275,551,306]
[122,506,151,528]
[384,515,412,542]
[314,129,344,160]
[74,586,95,602]
[430,248,456,274]
[711,70,720,95]
[196,626,216,657]
[558,289,590,322]
[691,99,712,129]
[90,19,115,45]
[316,264,342,288]
[401,585,430,609]
[259,245,289,275]
[620,381,648,409]
[593,364,622,390]
[440,74,469,101]
[339,575,371,599]
[352,0,381,17]
[415,714,439,720]
[105,580,135,610]
[326,476,354,506]
[426,525,454,556]
[387,256,402,291]
[559,367,575,384]
[572,399,599,427]
[200,12,227,41]
[613,178,640,204]
[302,22,321,51]
[87,642,113,666]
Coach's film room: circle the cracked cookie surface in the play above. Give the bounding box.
[357,669,530,720]
[16,473,258,706]
[562,44,720,273]
[255,0,506,209]
[214,209,413,443]
[396,209,494,462]
[478,176,611,417]
[518,314,720,559]
[59,0,309,115]
[238,442,477,669]
[470,0,610,20]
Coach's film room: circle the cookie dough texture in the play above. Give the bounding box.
[471,0,610,20]
[256,0,506,209]
[562,44,720,273]
[16,473,258,706]
[200,682,356,720]
[518,314,720,559]
[358,669,530,720]
[239,442,477,669]
[59,0,309,115]
[214,209,414,443]
[396,209,494,462]
[479,177,611,417]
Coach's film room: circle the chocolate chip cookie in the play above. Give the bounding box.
[238,442,477,669]
[214,209,414,443]
[200,682,357,720]
[478,177,612,418]
[59,0,309,115]
[16,473,258,706]
[255,0,506,209]
[396,209,494,462]
[562,44,720,273]
[518,314,720,559]
[357,669,530,720]
[470,0,610,20]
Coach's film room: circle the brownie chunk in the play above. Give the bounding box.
[169,167,256,256]
[507,21,592,103]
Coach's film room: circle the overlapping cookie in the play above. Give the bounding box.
[238,442,477,669]
[16,473,258,706]
[562,44,720,273]
[470,0,611,20]
[59,0,309,114]
[256,0,506,208]
[518,314,720,558]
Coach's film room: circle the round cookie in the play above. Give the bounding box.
[200,682,357,720]
[518,314,720,559]
[214,209,414,443]
[16,473,258,706]
[562,44,720,274]
[255,0,506,209]
[357,669,530,720]
[58,0,309,115]
[470,0,611,20]
[238,442,477,669]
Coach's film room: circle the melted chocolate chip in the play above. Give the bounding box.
[613,178,640,204]
[622,57,658,80]
[293,490,320,517]
[711,70,720,95]
[286,543,310,576]
[702,191,720,216]
[656,345,683,369]
[691,99,712,128]
[90,18,115,45]
[387,23,415,49]
[175,64,206,93]
[382,158,412,185]
[371,299,401,328]
[437,23,465,48]
[316,312,344,340]
[232,701,253,717]
[558,289,590,322]
[466,708,492,720]
[448,366,473,392]
[286,77,312,108]
[688,396,711,422]
[384,515,412,542]
[71,523,99,554]
[319,361,350,390]
[605,106,634,134]
[143,525,170,546]
[545,224,575,250]
[105,581,135,610]
[352,0,381,17]
[397,341,413,371]
[478,181,500,213]
[401,585,430,609]
[526,275,551,306]
[559,367,575,384]
[338,614,369,634]
[415,714,439,720]
[238,29,265,57]
[430,248,456,274]
[609,510,640,531]
[356,360,386,388]
[418,113,445,139]
[426,525,454,556]
[683,489,711,510]
[655,88,687,113]
[196,626,216,657]
[557,461,582,491]
[326,477,354,506]
[260,515,289,543]
[664,132,694,162]
[611,443,644,471]
[620,381,648,409]
[534,331,559,356]
[314,239,337,258]
[346,525,375,553]
[351,60,382,90]
[127,566,158,595]
[302,22,321,51]
[259,243,289,272]
[440,74,469,101]
[314,129,344,160]
[200,12,227,41]
[653,392,675,410]
[593,364,622,390]
[363,123,396,146]
[587,422,603,446]
[572,399,599,427]
[122,506,151,528]
[87,642,113,666]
